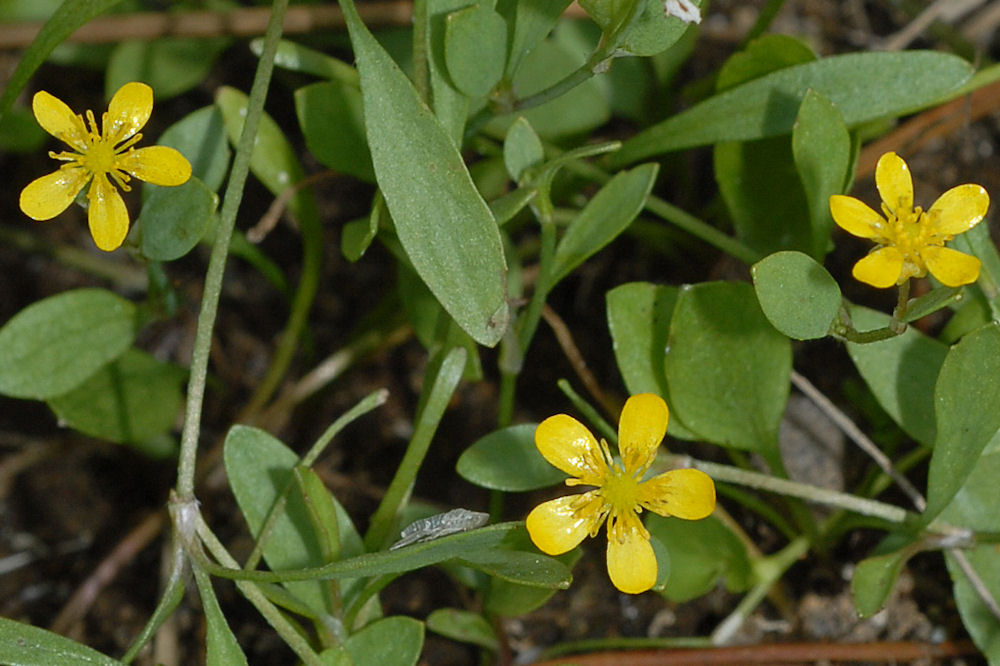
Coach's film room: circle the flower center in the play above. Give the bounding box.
[599,463,646,543]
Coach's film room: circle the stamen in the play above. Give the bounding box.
[116,133,143,152]
[85,110,101,139]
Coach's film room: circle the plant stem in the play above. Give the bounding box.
[194,513,323,665]
[660,454,911,524]
[175,0,289,500]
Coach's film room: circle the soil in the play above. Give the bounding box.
[1,1,998,664]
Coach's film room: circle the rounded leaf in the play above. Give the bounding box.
[0,288,136,399]
[445,4,507,98]
[456,423,567,491]
[752,250,842,340]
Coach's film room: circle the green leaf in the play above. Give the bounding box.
[426,608,498,650]
[904,286,964,323]
[614,51,973,164]
[47,349,184,448]
[751,251,841,340]
[294,467,342,565]
[647,514,751,602]
[852,544,915,618]
[154,105,232,193]
[215,522,570,590]
[192,567,249,666]
[716,34,816,91]
[665,281,791,453]
[503,117,545,183]
[456,424,566,491]
[345,617,424,666]
[792,89,850,259]
[940,431,1000,532]
[845,306,947,448]
[139,178,218,261]
[106,37,230,101]
[612,0,701,57]
[714,137,812,256]
[445,4,507,98]
[941,434,1000,660]
[924,323,1000,523]
[605,282,696,439]
[340,0,510,346]
[0,0,124,122]
[946,547,1000,663]
[259,38,359,85]
[550,163,658,284]
[483,540,579,616]
[0,288,136,399]
[295,80,374,182]
[458,548,572,588]
[499,0,571,77]
[0,615,124,665]
[223,426,338,619]
[215,86,317,222]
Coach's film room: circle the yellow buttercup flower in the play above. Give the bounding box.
[829,152,989,288]
[19,81,192,251]
[526,393,716,594]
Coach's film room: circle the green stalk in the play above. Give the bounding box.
[363,347,467,550]
[175,0,289,499]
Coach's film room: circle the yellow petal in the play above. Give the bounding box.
[19,167,91,220]
[606,525,657,594]
[927,184,989,236]
[117,146,192,186]
[921,246,982,287]
[535,414,604,483]
[852,246,904,288]
[105,81,153,144]
[829,195,885,239]
[32,90,88,152]
[526,493,600,555]
[618,393,668,474]
[638,468,716,520]
[875,152,913,215]
[87,175,130,251]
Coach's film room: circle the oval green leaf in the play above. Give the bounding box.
[140,177,218,261]
[426,608,498,650]
[845,305,947,448]
[0,288,136,399]
[665,281,791,453]
[340,0,509,346]
[295,80,374,182]
[106,38,230,101]
[751,250,842,340]
[47,349,185,449]
[456,424,565,491]
[605,282,696,439]
[924,323,1000,523]
[345,617,424,666]
[445,4,507,98]
[792,89,850,259]
[153,105,231,193]
[503,117,544,183]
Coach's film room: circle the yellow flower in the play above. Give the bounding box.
[829,152,989,288]
[19,82,192,251]
[526,393,716,594]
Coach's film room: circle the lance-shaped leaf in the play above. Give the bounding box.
[339,0,509,346]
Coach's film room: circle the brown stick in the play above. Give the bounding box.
[532,640,979,665]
